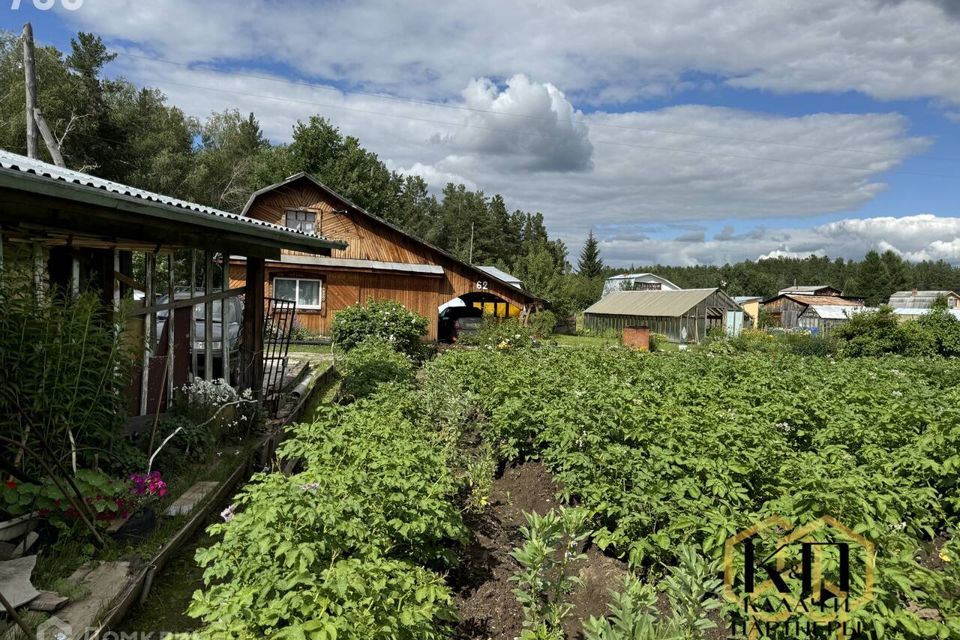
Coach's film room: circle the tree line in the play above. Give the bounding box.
[614,250,960,306]
[3,29,959,315]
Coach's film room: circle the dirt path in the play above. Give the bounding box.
[451,462,628,640]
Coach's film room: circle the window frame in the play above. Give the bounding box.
[272,276,323,311]
[284,209,317,235]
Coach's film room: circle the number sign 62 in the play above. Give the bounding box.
[475,280,489,291]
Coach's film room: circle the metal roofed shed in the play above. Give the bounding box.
[777,285,842,297]
[797,305,861,332]
[0,150,349,423]
[888,290,960,309]
[583,288,744,343]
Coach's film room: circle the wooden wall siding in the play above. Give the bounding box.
[238,179,537,340]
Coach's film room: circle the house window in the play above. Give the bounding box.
[273,277,322,310]
[284,210,316,234]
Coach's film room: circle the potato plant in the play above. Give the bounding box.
[426,348,960,639]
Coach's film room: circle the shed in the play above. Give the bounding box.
[733,296,762,326]
[602,272,680,297]
[762,293,862,329]
[583,288,743,343]
[797,305,860,332]
[0,149,345,421]
[887,290,960,309]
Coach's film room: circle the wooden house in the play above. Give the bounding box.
[230,173,541,340]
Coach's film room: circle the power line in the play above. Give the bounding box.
[116,50,960,165]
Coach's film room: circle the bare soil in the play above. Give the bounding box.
[451,461,628,640]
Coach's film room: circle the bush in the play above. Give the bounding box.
[457,317,534,350]
[340,337,415,399]
[331,299,428,359]
[648,332,670,352]
[528,310,557,338]
[781,331,837,357]
[832,307,907,356]
[0,280,133,478]
[174,378,257,442]
[148,415,216,473]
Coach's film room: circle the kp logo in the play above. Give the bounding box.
[10,0,83,10]
[723,515,876,640]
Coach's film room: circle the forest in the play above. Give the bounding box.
[3,29,960,313]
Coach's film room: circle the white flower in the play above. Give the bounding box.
[220,504,236,522]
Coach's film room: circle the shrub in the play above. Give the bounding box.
[340,337,415,399]
[832,307,907,356]
[457,317,534,349]
[174,378,257,442]
[331,298,428,359]
[0,282,133,478]
[528,310,557,338]
[781,331,837,357]
[148,414,216,473]
[648,332,669,352]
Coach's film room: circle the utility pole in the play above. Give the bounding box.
[468,222,475,264]
[22,22,38,159]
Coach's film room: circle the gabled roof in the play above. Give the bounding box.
[778,285,840,295]
[0,150,347,255]
[241,172,539,301]
[734,295,763,303]
[584,288,741,317]
[801,305,860,320]
[478,265,522,287]
[764,293,862,307]
[888,290,960,308]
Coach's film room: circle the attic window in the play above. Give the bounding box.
[284,209,316,234]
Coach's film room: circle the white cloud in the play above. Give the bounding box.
[99,55,934,263]
[438,75,593,171]
[65,0,960,105]
[597,214,960,267]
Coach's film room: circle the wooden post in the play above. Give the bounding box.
[22,23,38,160]
[204,250,214,381]
[222,253,230,386]
[113,249,120,309]
[241,257,265,395]
[167,253,175,408]
[190,250,198,380]
[140,253,155,415]
[34,109,65,167]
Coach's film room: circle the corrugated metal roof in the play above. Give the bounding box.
[782,294,862,307]
[734,296,762,303]
[478,265,522,286]
[779,285,838,294]
[585,288,737,317]
[893,307,960,319]
[803,305,859,320]
[888,291,959,308]
[0,149,346,251]
[278,254,443,275]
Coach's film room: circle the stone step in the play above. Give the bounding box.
[163,481,219,517]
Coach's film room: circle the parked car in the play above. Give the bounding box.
[439,306,483,343]
[155,292,242,381]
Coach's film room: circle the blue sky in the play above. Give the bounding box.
[4,0,960,266]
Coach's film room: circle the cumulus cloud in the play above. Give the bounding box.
[64,0,960,105]
[597,215,960,267]
[99,55,934,264]
[438,75,593,171]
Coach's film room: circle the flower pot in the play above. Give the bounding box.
[0,513,38,542]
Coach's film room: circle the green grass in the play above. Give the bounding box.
[288,343,334,355]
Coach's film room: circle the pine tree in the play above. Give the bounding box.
[577,230,604,278]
